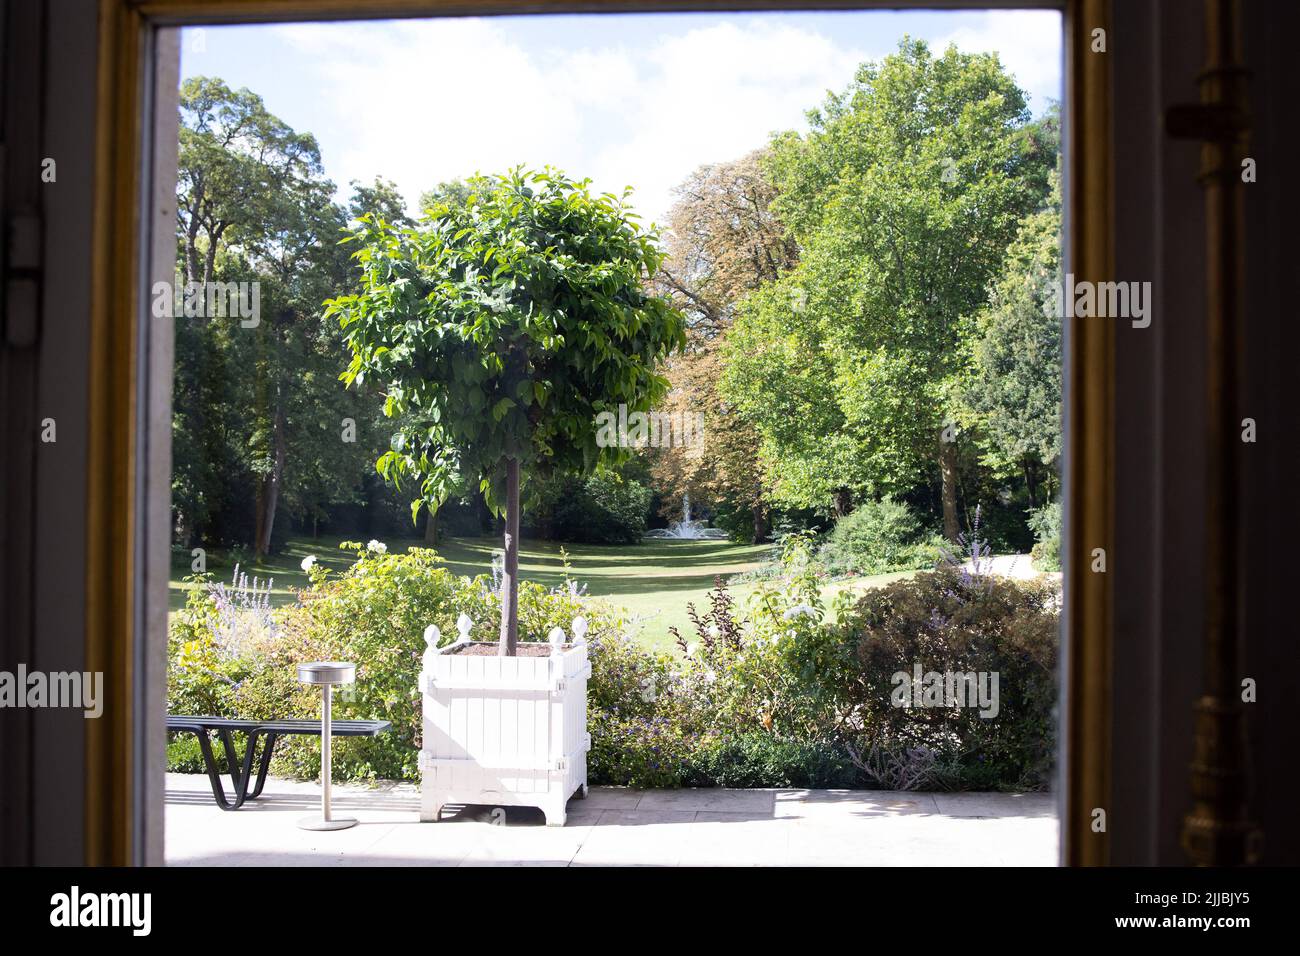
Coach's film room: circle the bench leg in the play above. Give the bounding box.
[247,733,278,800]
[219,730,251,801]
[188,729,268,810]
[179,724,375,810]
[192,730,242,811]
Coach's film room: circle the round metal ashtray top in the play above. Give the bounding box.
[296,661,356,685]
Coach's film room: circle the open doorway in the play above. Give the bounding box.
[149,5,1068,865]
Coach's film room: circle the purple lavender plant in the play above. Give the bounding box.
[208,564,277,657]
[937,504,995,595]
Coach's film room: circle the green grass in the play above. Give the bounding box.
[171,534,916,654]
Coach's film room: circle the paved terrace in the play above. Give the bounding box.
[165,773,1057,866]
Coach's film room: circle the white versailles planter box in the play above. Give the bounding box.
[419,629,591,827]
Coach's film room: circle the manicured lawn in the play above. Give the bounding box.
[171,534,915,653]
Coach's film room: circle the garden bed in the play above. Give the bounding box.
[168,539,1060,794]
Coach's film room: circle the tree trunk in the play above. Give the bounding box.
[832,487,854,518]
[202,225,222,288]
[939,429,960,542]
[751,503,769,544]
[1023,460,1039,510]
[184,215,202,287]
[498,458,520,656]
[255,400,287,557]
[424,507,439,546]
[253,476,267,558]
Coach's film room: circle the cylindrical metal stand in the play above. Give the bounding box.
[296,661,357,831]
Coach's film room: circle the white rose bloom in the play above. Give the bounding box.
[367,539,388,553]
[300,555,317,572]
[782,604,818,621]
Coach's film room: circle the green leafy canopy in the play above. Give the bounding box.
[721,38,1055,511]
[325,167,687,523]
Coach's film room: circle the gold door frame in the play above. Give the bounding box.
[88,0,1110,865]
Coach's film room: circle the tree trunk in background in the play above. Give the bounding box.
[183,216,201,287]
[424,507,439,545]
[939,430,960,542]
[1023,460,1039,510]
[254,400,287,557]
[498,458,520,656]
[254,487,265,555]
[751,503,769,544]
[832,487,853,518]
[202,227,222,288]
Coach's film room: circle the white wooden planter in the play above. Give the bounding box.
[419,617,590,826]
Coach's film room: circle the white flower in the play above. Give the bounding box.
[706,623,720,639]
[366,539,388,554]
[300,555,317,572]
[704,669,717,684]
[782,604,818,621]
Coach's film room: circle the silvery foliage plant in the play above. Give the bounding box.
[208,564,277,657]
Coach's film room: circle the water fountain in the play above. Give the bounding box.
[643,492,728,539]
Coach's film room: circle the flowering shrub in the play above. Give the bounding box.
[587,536,861,787]
[837,566,1060,790]
[694,535,860,743]
[207,566,277,656]
[585,626,716,787]
[587,532,1059,791]
[168,543,625,781]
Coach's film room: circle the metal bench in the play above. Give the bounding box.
[167,716,391,810]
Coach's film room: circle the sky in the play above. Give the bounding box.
[179,10,1062,227]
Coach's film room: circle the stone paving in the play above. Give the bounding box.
[165,772,1058,866]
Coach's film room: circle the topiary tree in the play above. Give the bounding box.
[326,168,684,653]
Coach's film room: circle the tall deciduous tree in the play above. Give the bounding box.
[650,152,796,539]
[723,39,1055,538]
[177,76,324,289]
[961,172,1062,507]
[656,151,797,334]
[173,78,381,555]
[175,77,328,553]
[328,169,684,653]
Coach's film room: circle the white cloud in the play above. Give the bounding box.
[933,10,1063,114]
[271,20,583,207]
[261,13,1058,225]
[594,22,868,224]
[266,18,866,225]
